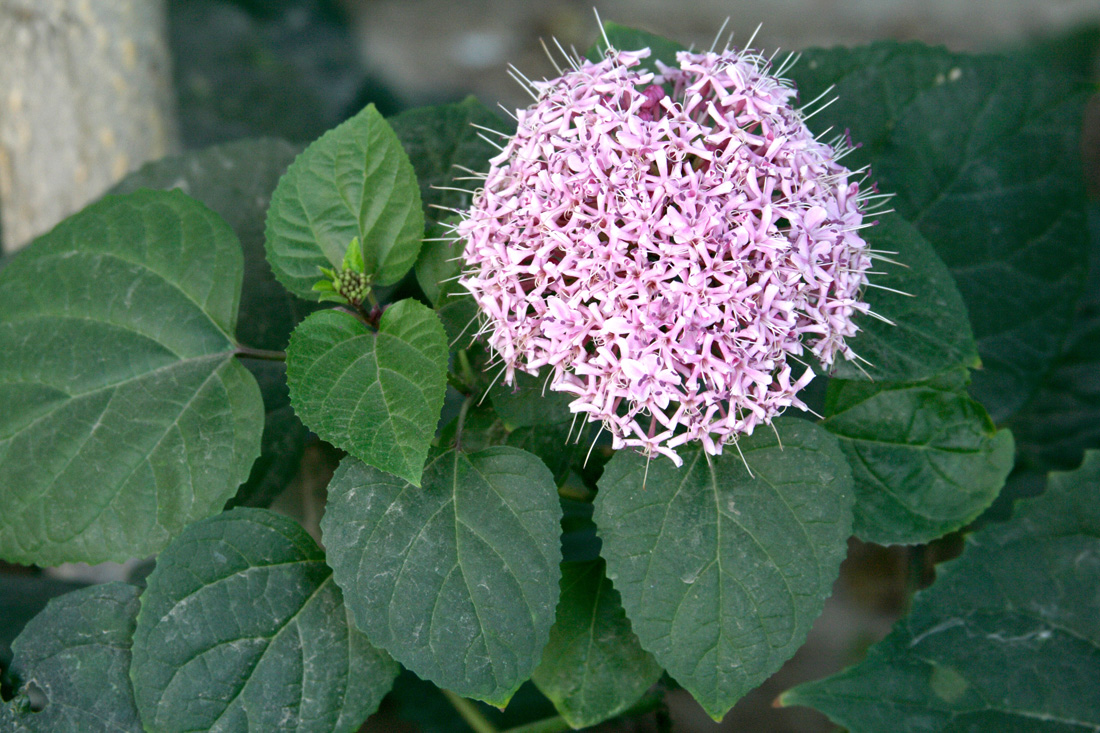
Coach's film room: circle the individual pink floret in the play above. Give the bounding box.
[458,44,875,466]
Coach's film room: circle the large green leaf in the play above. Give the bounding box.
[0,189,263,565]
[321,448,562,707]
[784,451,1100,731]
[285,300,447,485]
[130,508,398,733]
[389,97,511,222]
[1009,205,1100,474]
[1,583,142,732]
[831,214,978,382]
[110,137,313,351]
[532,559,662,728]
[264,103,424,299]
[111,138,316,507]
[594,419,854,721]
[788,43,1090,420]
[823,374,1015,544]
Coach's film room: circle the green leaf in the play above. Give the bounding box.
[594,419,854,721]
[109,137,314,352]
[783,451,1100,731]
[831,214,978,381]
[110,138,316,507]
[585,22,686,69]
[788,43,1091,420]
[265,103,425,298]
[415,217,463,306]
[1009,204,1100,473]
[389,97,512,222]
[824,374,1015,545]
[0,189,263,565]
[285,300,447,485]
[341,236,365,273]
[1,583,142,732]
[532,559,662,728]
[130,508,398,733]
[321,448,562,707]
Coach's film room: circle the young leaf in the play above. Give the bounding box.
[130,508,398,733]
[285,300,447,486]
[532,559,663,729]
[1,583,142,732]
[265,103,425,299]
[0,189,263,565]
[594,419,854,721]
[110,138,316,507]
[823,375,1015,545]
[389,97,512,221]
[321,449,563,707]
[788,43,1091,420]
[831,214,978,382]
[783,452,1100,731]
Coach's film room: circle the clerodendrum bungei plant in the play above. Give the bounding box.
[1,19,1097,733]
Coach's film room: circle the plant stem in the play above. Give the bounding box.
[454,395,474,451]
[365,288,381,310]
[442,690,499,733]
[457,348,477,387]
[234,346,287,362]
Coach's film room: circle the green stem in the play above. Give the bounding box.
[234,346,287,362]
[442,690,498,733]
[454,395,474,451]
[457,348,477,387]
[365,288,381,310]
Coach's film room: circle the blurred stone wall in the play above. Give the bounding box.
[0,0,177,253]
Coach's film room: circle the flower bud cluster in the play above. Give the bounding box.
[459,45,874,465]
[335,269,370,305]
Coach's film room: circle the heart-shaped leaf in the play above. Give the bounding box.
[322,448,562,707]
[1,583,142,732]
[783,451,1100,731]
[0,189,263,565]
[265,104,424,299]
[130,508,398,733]
[595,419,854,721]
[285,300,447,485]
[110,138,316,507]
[824,374,1015,544]
[532,559,662,728]
[788,43,1091,420]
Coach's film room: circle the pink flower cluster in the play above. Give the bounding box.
[458,44,874,465]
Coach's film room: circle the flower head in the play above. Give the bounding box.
[459,42,875,466]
